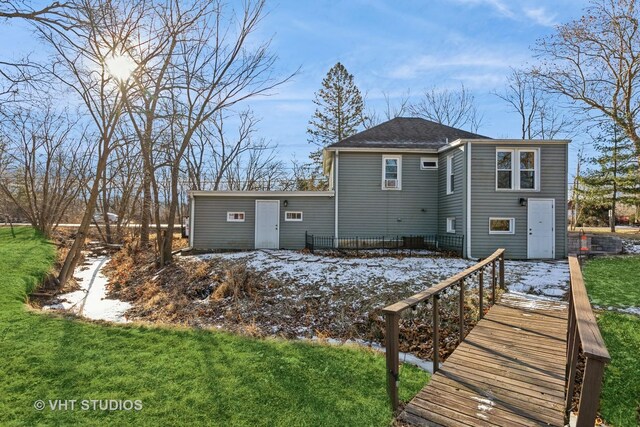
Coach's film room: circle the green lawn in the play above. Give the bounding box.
[596,312,640,427]
[0,228,428,426]
[583,255,640,427]
[583,256,640,308]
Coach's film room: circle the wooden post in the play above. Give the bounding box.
[491,260,496,303]
[575,358,606,427]
[499,252,505,290]
[356,236,359,256]
[478,269,484,319]
[459,279,465,343]
[432,294,440,373]
[385,312,400,411]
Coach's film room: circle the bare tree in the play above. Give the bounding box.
[151,0,292,266]
[35,0,141,285]
[362,89,411,129]
[532,0,640,165]
[495,68,573,139]
[409,84,482,132]
[224,144,289,191]
[0,105,91,237]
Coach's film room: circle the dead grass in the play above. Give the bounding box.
[211,264,264,301]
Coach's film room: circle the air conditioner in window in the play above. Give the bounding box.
[385,179,398,188]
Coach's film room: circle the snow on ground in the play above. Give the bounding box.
[198,250,569,300]
[503,259,570,298]
[622,239,640,254]
[43,256,131,323]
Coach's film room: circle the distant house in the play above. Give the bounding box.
[189,117,569,259]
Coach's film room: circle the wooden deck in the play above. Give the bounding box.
[400,294,568,427]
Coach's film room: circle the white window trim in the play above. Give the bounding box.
[446,155,454,195]
[227,211,245,222]
[284,211,303,222]
[420,156,439,170]
[489,217,515,234]
[382,155,402,190]
[495,148,540,191]
[446,217,456,234]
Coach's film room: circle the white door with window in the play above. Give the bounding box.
[527,199,555,259]
[255,200,280,249]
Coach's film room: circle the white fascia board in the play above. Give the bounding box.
[324,146,439,153]
[190,190,335,197]
[439,139,571,152]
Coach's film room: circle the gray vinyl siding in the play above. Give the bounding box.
[337,152,438,237]
[469,143,568,259]
[438,147,467,251]
[192,195,334,250]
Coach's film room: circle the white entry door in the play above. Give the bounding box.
[527,198,555,259]
[255,200,280,249]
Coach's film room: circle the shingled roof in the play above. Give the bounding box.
[327,117,489,149]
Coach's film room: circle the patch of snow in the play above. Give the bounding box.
[504,260,569,300]
[622,239,640,254]
[43,256,131,323]
[594,305,640,316]
[195,250,473,289]
[302,336,434,373]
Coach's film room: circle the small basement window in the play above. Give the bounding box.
[420,156,438,170]
[446,217,456,233]
[285,211,303,221]
[227,212,245,222]
[489,217,515,234]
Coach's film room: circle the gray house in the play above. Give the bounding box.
[189,117,569,259]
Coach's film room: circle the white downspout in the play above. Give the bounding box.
[189,193,195,249]
[334,151,339,248]
[466,143,472,258]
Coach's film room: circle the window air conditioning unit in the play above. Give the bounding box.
[385,179,398,188]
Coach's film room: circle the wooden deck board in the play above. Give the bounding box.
[400,296,568,427]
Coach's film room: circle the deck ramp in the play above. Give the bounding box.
[401,294,568,427]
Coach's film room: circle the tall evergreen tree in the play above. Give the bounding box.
[577,122,640,230]
[305,63,365,189]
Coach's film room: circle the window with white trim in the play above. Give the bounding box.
[420,156,438,170]
[285,211,303,221]
[227,212,245,222]
[382,155,402,190]
[496,148,539,190]
[446,155,454,194]
[489,217,515,234]
[446,217,456,234]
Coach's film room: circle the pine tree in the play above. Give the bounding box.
[304,63,365,189]
[577,122,640,230]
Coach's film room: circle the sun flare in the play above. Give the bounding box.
[105,54,136,81]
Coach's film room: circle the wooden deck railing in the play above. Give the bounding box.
[565,256,611,427]
[382,248,505,411]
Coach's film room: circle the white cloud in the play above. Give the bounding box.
[451,0,514,18]
[523,7,558,27]
[388,52,519,80]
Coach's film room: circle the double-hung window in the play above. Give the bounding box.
[496,148,539,190]
[446,155,455,194]
[382,155,402,190]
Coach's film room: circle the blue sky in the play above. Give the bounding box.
[0,0,590,171]
[243,0,590,169]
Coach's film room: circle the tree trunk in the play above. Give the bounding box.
[58,150,109,286]
[140,170,151,247]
